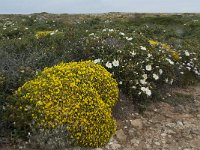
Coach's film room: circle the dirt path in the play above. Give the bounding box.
[105,86,200,150]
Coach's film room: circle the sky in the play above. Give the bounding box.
[0,0,199,14]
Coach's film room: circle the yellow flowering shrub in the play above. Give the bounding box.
[35,31,53,39]
[148,39,180,61]
[35,30,63,39]
[14,61,118,147]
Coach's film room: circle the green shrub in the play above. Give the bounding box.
[11,61,118,147]
[82,28,200,101]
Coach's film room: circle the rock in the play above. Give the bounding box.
[94,148,103,150]
[191,138,200,148]
[161,133,167,137]
[154,141,161,146]
[177,121,184,126]
[130,119,143,129]
[116,129,127,141]
[110,143,121,150]
[165,129,176,134]
[138,141,147,149]
[128,128,136,136]
[166,123,176,128]
[130,139,140,146]
[124,126,128,129]
[191,129,200,135]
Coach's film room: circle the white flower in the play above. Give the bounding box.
[142,74,148,80]
[145,88,152,96]
[148,54,152,57]
[141,87,146,92]
[102,29,107,32]
[141,87,152,96]
[89,33,95,36]
[140,79,147,85]
[50,32,55,35]
[94,58,101,64]
[132,86,136,89]
[165,78,169,83]
[109,29,114,32]
[126,37,133,41]
[106,62,112,68]
[153,74,159,80]
[112,59,119,67]
[25,27,29,30]
[146,65,152,71]
[119,32,125,36]
[130,51,136,57]
[119,81,123,85]
[140,46,147,51]
[159,69,163,75]
[170,79,174,85]
[185,50,190,56]
[166,58,174,65]
[186,67,191,71]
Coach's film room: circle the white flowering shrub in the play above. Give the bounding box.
[83,28,200,100]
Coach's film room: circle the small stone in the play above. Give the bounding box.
[166,123,176,128]
[130,139,140,146]
[146,144,151,149]
[124,126,128,129]
[94,148,103,150]
[177,121,184,126]
[138,141,147,149]
[161,140,166,144]
[191,129,200,135]
[191,139,200,148]
[168,134,172,138]
[155,142,161,146]
[166,129,176,134]
[130,119,143,129]
[110,143,121,150]
[116,129,127,141]
[161,133,167,137]
[128,128,135,136]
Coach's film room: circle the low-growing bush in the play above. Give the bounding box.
[9,61,118,147]
[82,28,200,101]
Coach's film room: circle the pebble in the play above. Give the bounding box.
[130,119,143,129]
[110,143,121,150]
[130,139,140,146]
[116,129,127,141]
[177,121,184,126]
[155,142,161,146]
[161,133,167,137]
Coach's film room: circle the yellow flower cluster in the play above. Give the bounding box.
[35,31,53,39]
[14,61,119,147]
[148,40,180,61]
